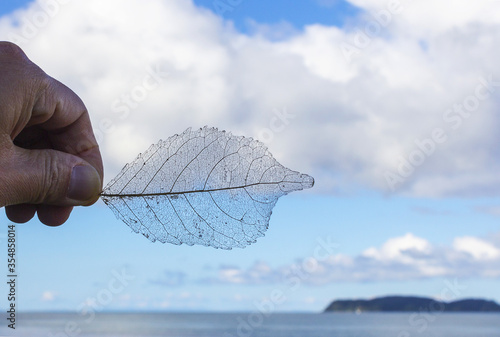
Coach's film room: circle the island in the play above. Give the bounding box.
[324,296,500,313]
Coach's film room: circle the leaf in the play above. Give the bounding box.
[101,126,314,249]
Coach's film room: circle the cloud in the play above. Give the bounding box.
[202,233,500,285]
[475,205,500,216]
[41,291,57,302]
[149,270,187,287]
[453,236,500,261]
[411,206,451,216]
[347,0,500,37]
[1,0,500,197]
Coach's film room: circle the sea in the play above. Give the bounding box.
[0,312,499,337]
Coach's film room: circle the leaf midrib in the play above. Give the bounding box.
[100,181,292,198]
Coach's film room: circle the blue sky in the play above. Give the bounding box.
[1,0,500,316]
[0,0,31,14]
[192,0,361,32]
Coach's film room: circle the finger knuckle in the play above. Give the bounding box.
[0,41,27,60]
[34,151,66,204]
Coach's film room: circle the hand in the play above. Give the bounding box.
[0,42,103,226]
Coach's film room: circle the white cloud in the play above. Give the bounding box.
[200,232,500,285]
[453,236,500,260]
[348,0,500,38]
[362,233,433,263]
[1,0,500,197]
[41,291,57,302]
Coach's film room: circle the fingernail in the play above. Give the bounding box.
[67,165,101,201]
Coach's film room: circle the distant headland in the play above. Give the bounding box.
[324,296,500,313]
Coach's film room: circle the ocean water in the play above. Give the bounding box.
[0,312,499,337]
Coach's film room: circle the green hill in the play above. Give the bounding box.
[324,296,500,313]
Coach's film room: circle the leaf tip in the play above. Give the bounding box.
[304,174,315,189]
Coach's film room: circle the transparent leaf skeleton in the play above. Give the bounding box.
[100,126,314,249]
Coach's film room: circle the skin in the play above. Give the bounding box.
[0,42,103,226]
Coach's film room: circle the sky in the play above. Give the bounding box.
[0,0,499,315]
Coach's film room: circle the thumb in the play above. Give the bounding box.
[0,145,102,207]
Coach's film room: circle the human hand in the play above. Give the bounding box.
[0,42,103,226]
